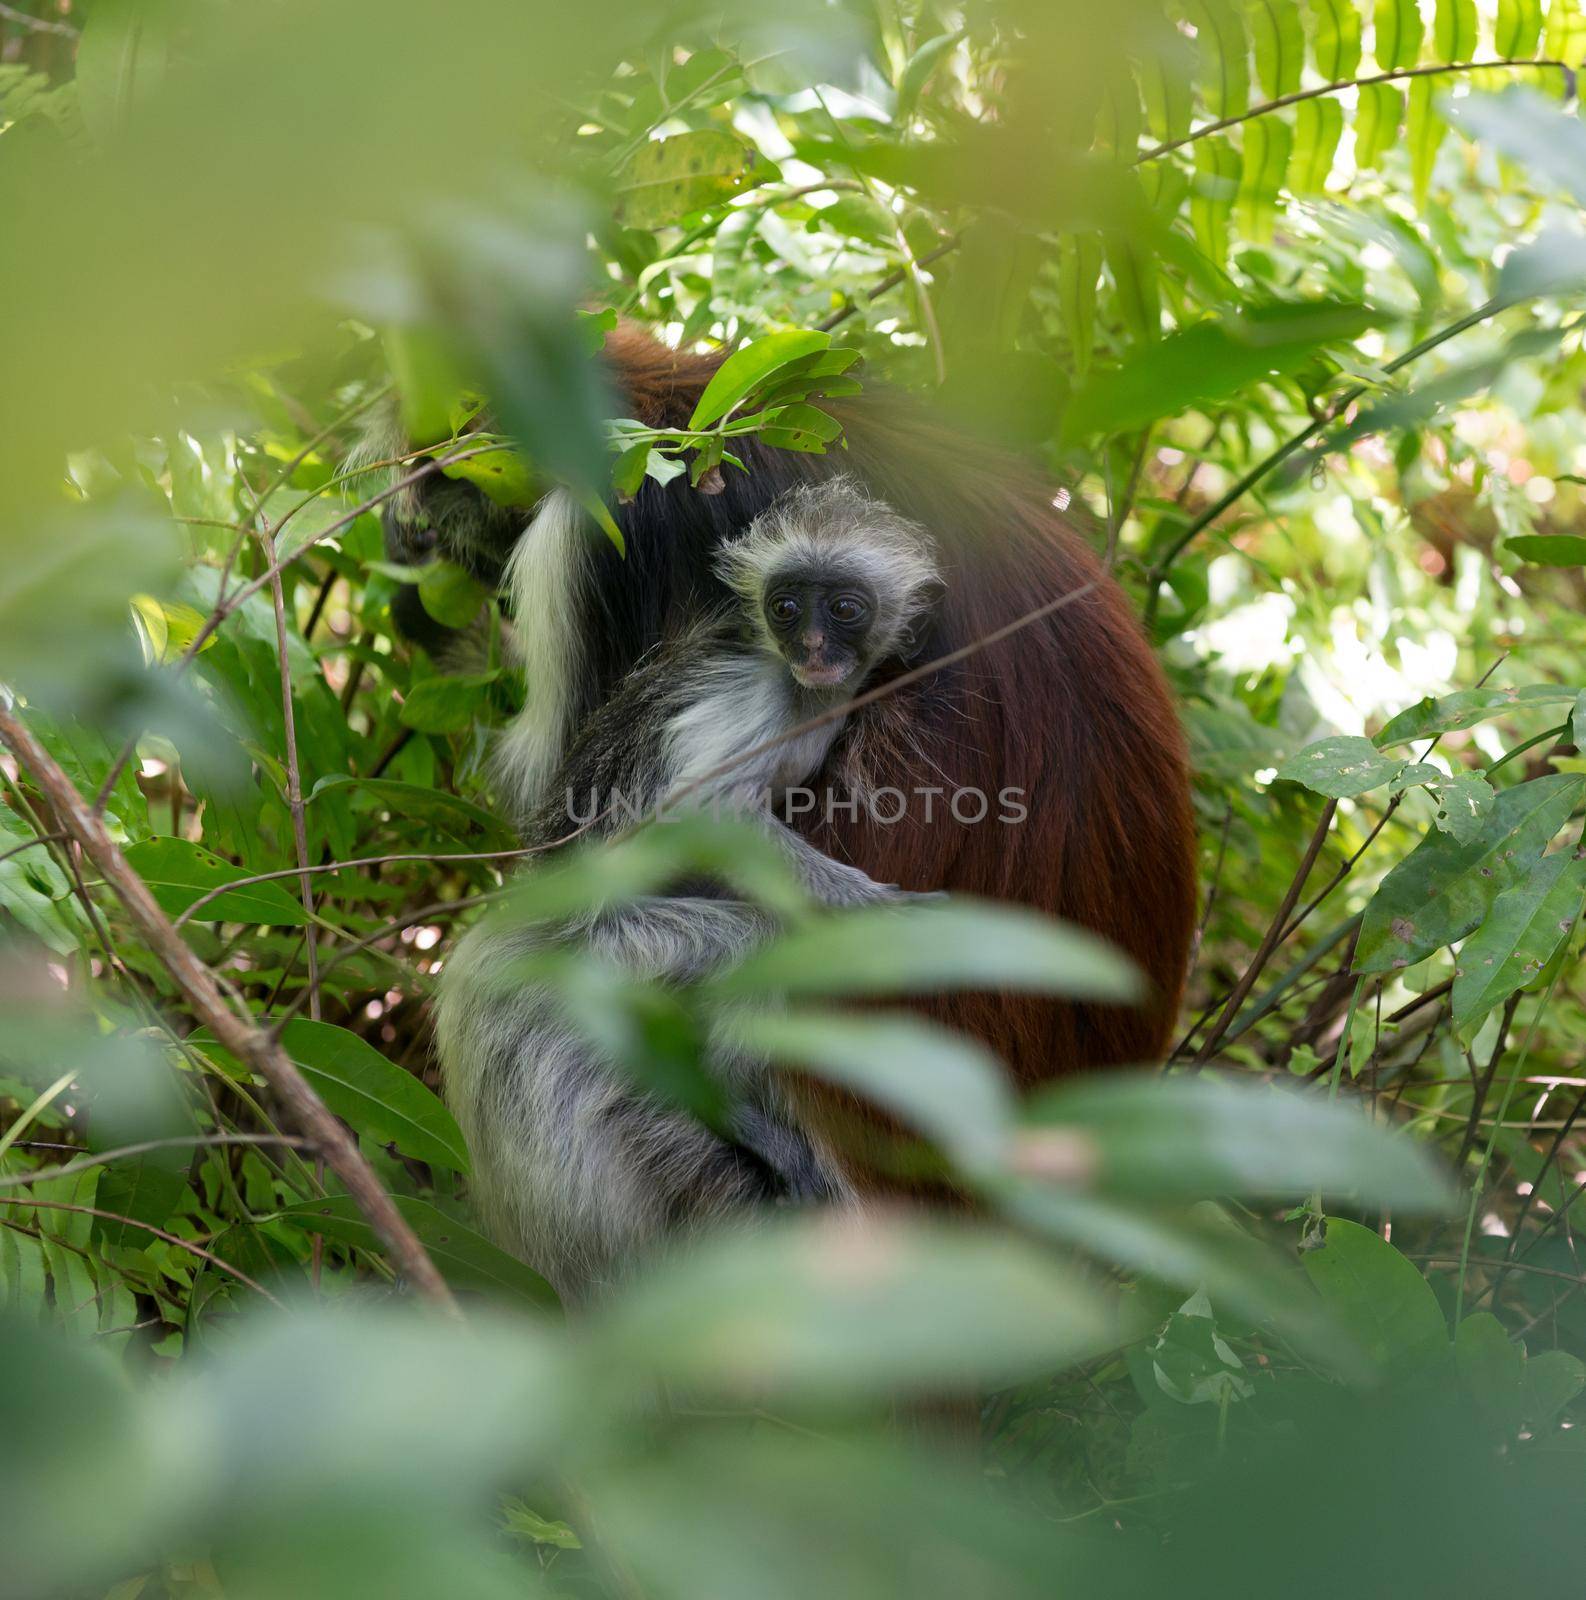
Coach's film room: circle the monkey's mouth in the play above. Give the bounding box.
[791,662,852,690]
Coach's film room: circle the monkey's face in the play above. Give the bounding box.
[762,573,878,691]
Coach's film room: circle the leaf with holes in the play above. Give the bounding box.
[1356,773,1585,972]
[1375,684,1580,746]
[613,130,774,229]
[1275,735,1404,798]
[122,837,309,925]
[1452,845,1586,1035]
[1430,771,1495,843]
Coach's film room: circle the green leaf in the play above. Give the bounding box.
[384,325,473,446]
[711,898,1144,1004]
[1449,90,1586,208]
[1140,32,1196,142]
[1430,770,1495,843]
[74,0,171,142]
[121,837,309,925]
[1356,773,1586,972]
[1355,82,1404,169]
[1575,689,1586,751]
[1452,845,1586,1034]
[612,440,651,501]
[1524,1348,1586,1425]
[0,812,78,954]
[1249,0,1305,97]
[1507,532,1586,564]
[1067,302,1375,439]
[1275,734,1405,797]
[1235,116,1291,243]
[1434,0,1479,59]
[724,1009,1016,1175]
[308,774,517,848]
[687,331,832,430]
[1302,1216,1447,1375]
[1455,1311,1525,1432]
[1308,0,1364,78]
[1104,232,1160,343]
[417,561,490,629]
[1407,75,1447,205]
[1375,685,1581,746]
[1056,234,1104,378]
[1027,1076,1453,1209]
[398,670,500,735]
[1496,0,1545,58]
[896,29,963,121]
[1291,97,1344,192]
[434,436,541,508]
[1186,0,1251,118]
[613,130,773,229]
[1190,138,1242,266]
[224,1018,469,1173]
[1375,0,1425,69]
[595,1214,1112,1399]
[277,1195,556,1307]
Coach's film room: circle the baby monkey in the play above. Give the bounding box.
[438,479,943,1297]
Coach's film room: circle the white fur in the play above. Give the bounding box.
[492,489,593,817]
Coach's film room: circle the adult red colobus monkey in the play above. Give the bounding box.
[383,322,1197,1164]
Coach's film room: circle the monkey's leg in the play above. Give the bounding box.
[438,898,851,1298]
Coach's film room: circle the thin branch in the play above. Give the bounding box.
[175,845,537,928]
[92,441,505,814]
[816,236,961,333]
[1191,799,1337,1066]
[246,490,321,1020]
[1142,297,1515,629]
[1135,59,1574,165]
[0,1132,312,1192]
[0,703,462,1317]
[0,1198,285,1308]
[178,577,1105,925]
[0,2,78,36]
[0,828,63,866]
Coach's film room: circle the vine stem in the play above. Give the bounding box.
[0,700,462,1319]
[1135,58,1575,165]
[1142,295,1514,629]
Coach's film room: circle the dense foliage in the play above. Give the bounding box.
[5,0,1586,1594]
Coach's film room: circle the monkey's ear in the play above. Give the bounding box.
[917,576,947,609]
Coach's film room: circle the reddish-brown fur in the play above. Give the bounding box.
[603,325,1196,1164]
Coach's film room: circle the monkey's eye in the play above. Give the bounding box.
[827,594,870,627]
[767,593,801,626]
